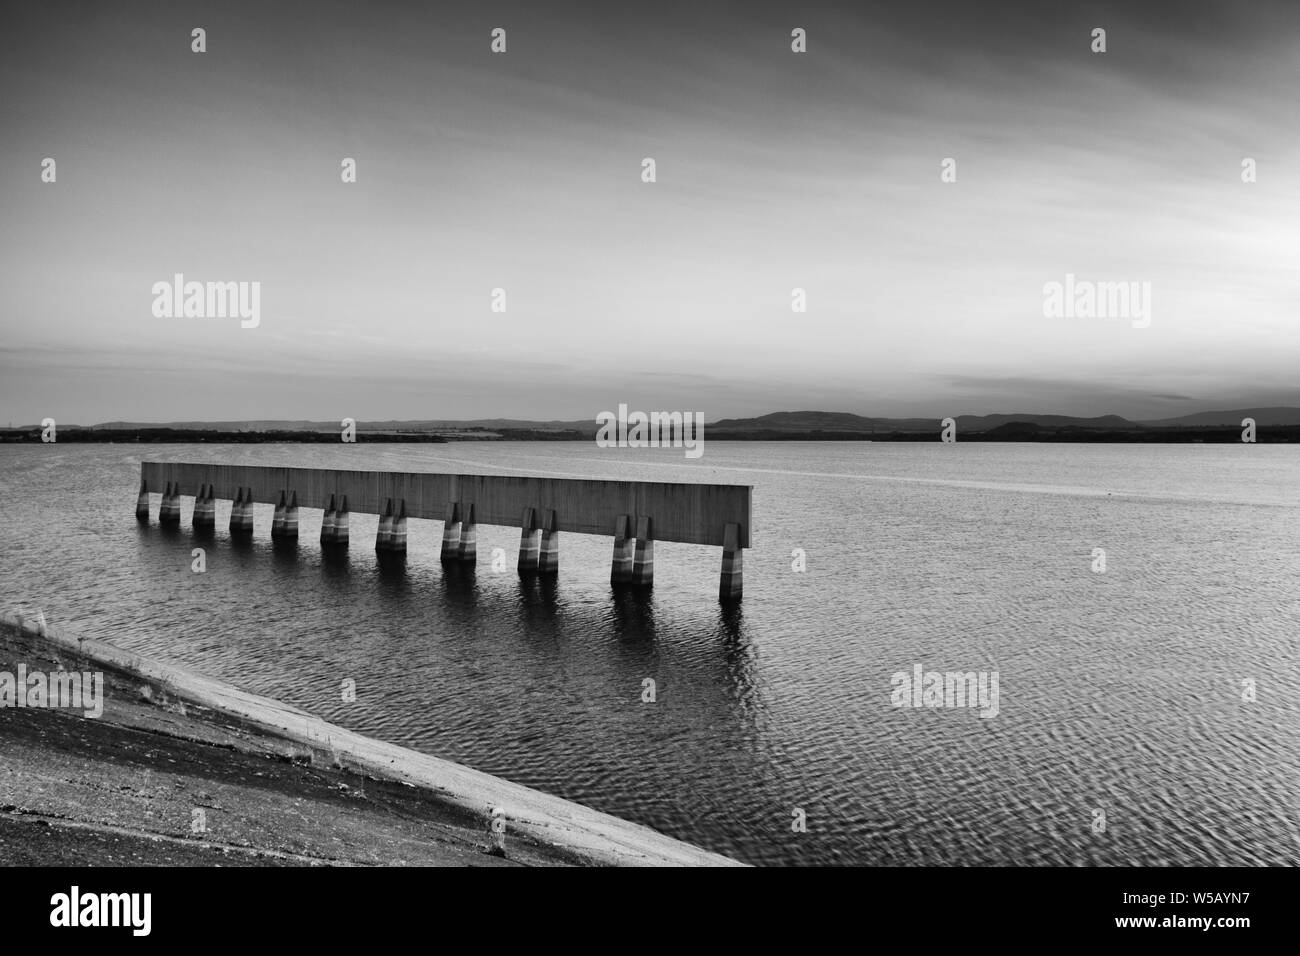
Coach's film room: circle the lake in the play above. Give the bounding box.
[1,441,1297,865]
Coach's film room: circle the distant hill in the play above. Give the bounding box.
[92,418,591,433]
[1138,407,1300,427]
[8,407,1299,442]
[709,411,936,433]
[709,411,1143,434]
[955,413,1137,432]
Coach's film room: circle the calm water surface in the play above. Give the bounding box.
[1,441,1297,865]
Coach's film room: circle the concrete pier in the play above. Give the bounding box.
[271,491,287,539]
[193,483,215,529]
[389,499,407,554]
[135,480,150,523]
[517,507,539,573]
[229,487,250,535]
[333,495,350,548]
[719,522,743,602]
[632,516,654,586]
[440,502,461,563]
[457,502,477,563]
[321,494,337,545]
[610,514,634,585]
[240,487,255,534]
[161,482,182,526]
[140,463,752,600]
[538,508,559,575]
[282,491,299,542]
[376,498,394,551]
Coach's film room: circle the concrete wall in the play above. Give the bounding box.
[141,462,751,548]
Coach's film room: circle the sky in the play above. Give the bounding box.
[2,0,1298,424]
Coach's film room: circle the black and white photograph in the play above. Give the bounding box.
[0,0,1294,936]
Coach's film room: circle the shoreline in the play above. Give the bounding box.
[0,610,743,867]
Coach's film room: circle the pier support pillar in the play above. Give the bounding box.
[458,503,477,563]
[135,479,150,523]
[160,482,181,526]
[229,487,254,535]
[228,488,243,533]
[271,491,287,540]
[610,514,634,585]
[282,491,299,542]
[389,499,407,554]
[236,487,254,535]
[719,522,743,602]
[321,494,337,545]
[632,516,654,587]
[440,502,461,562]
[376,498,394,551]
[333,495,350,548]
[193,483,214,529]
[517,507,539,573]
[538,509,559,575]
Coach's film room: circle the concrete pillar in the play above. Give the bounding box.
[517,507,539,573]
[457,503,477,563]
[191,484,202,529]
[389,499,407,555]
[632,516,654,587]
[239,487,255,535]
[193,483,215,529]
[719,522,743,602]
[610,514,634,585]
[440,502,461,562]
[228,487,242,534]
[376,498,394,551]
[282,491,300,541]
[538,508,559,575]
[160,482,180,526]
[333,495,350,548]
[271,490,286,539]
[135,479,150,523]
[321,494,337,545]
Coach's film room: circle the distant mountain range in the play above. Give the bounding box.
[710,407,1300,433]
[5,408,1298,442]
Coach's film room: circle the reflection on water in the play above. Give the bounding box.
[2,442,1299,866]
